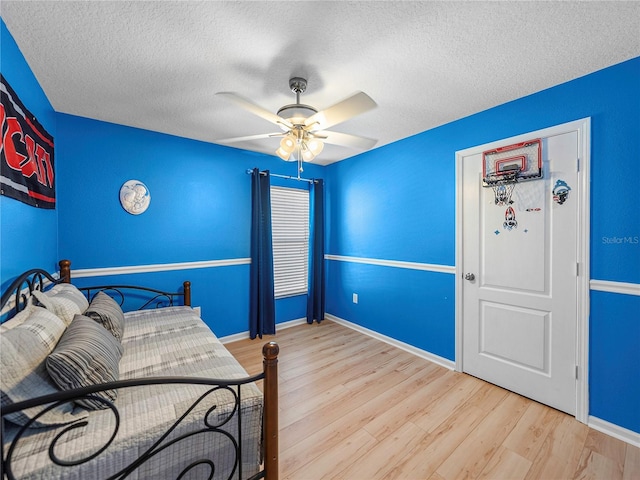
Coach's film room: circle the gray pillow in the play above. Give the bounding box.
[33,282,89,326]
[84,291,125,341]
[47,314,124,410]
[0,307,86,427]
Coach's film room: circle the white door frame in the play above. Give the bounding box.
[455,118,591,423]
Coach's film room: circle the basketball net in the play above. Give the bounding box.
[484,170,518,206]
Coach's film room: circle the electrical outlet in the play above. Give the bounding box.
[352,293,358,304]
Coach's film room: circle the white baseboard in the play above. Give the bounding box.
[219,317,307,344]
[324,313,455,370]
[588,416,640,448]
[276,317,309,330]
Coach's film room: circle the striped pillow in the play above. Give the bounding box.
[0,307,85,427]
[47,314,124,410]
[84,291,125,341]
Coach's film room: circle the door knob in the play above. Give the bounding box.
[465,273,475,281]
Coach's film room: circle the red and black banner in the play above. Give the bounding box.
[1,75,55,209]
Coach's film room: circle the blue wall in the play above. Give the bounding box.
[55,113,323,337]
[325,57,640,434]
[590,291,640,433]
[0,20,58,290]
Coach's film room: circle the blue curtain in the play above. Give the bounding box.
[306,179,325,324]
[249,168,275,339]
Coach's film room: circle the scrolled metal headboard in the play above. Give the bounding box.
[78,284,190,310]
[1,260,192,322]
[0,268,62,321]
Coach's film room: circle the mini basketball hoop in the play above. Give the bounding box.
[482,139,542,205]
[485,171,517,205]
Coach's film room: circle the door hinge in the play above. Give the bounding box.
[576,263,580,276]
[575,365,579,380]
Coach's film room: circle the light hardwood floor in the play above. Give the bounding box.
[226,320,640,480]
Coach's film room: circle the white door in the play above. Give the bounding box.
[461,130,580,415]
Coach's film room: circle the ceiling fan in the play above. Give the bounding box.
[215,77,377,165]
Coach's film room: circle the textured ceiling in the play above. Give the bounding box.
[2,1,639,165]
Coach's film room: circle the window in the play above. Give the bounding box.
[270,186,309,298]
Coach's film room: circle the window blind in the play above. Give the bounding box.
[270,186,309,298]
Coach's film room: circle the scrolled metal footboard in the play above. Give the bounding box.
[1,370,273,480]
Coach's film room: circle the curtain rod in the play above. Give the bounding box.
[246,169,316,184]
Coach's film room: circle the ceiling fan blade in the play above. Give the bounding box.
[215,132,284,144]
[304,91,377,130]
[216,92,292,129]
[314,130,377,150]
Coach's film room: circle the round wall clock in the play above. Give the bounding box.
[119,180,151,215]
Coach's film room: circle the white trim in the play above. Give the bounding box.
[218,332,250,344]
[71,255,458,280]
[325,313,456,370]
[455,146,465,375]
[577,117,592,425]
[70,258,251,278]
[455,118,591,424]
[588,416,640,448]
[219,317,307,344]
[590,280,640,297]
[325,254,455,274]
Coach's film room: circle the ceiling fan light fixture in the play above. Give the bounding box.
[306,138,324,156]
[276,146,292,161]
[301,147,315,162]
[280,134,296,153]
